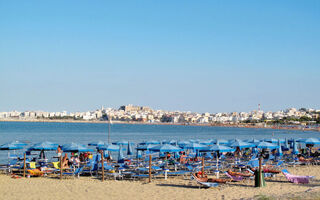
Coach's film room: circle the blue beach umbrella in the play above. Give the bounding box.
[88,141,105,146]
[245,139,261,143]
[140,140,160,145]
[162,140,176,145]
[255,142,278,149]
[127,142,133,156]
[277,139,283,157]
[118,145,125,163]
[209,145,234,152]
[285,138,289,149]
[199,140,213,145]
[62,143,93,152]
[177,141,191,147]
[229,141,255,149]
[293,140,299,155]
[265,138,285,143]
[136,144,157,151]
[213,139,229,145]
[149,144,181,153]
[0,143,24,150]
[112,140,134,145]
[184,143,208,151]
[97,144,120,152]
[301,138,320,145]
[29,141,59,151]
[6,141,28,147]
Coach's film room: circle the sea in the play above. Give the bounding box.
[0,121,319,163]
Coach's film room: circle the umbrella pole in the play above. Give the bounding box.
[60,155,63,179]
[201,156,205,178]
[101,151,104,182]
[23,153,26,178]
[149,155,152,183]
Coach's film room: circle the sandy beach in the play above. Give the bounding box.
[1,166,320,200]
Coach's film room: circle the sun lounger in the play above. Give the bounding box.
[282,169,314,184]
[62,166,84,178]
[191,173,219,188]
[224,172,244,181]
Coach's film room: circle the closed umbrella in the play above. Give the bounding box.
[276,139,283,157]
[127,142,133,156]
[292,139,299,155]
[118,145,125,163]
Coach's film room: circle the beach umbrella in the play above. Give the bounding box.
[140,140,160,145]
[127,142,133,156]
[149,144,181,153]
[255,142,278,149]
[285,138,289,149]
[136,144,157,151]
[162,140,176,145]
[265,138,285,143]
[177,141,191,147]
[229,141,255,149]
[183,143,208,151]
[300,138,320,145]
[28,141,59,151]
[252,147,259,154]
[276,139,283,157]
[0,143,24,150]
[136,150,142,159]
[189,139,198,143]
[118,145,125,163]
[199,140,213,145]
[97,144,120,152]
[209,145,235,152]
[245,139,261,143]
[88,141,105,146]
[213,139,229,145]
[292,140,299,155]
[5,141,28,147]
[62,143,93,152]
[112,140,134,145]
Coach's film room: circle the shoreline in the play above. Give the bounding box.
[1,118,319,132]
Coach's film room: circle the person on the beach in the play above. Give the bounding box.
[234,147,242,159]
[179,152,187,164]
[227,169,252,177]
[62,153,70,168]
[194,172,230,183]
[56,145,62,157]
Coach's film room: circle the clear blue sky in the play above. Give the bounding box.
[0,1,319,113]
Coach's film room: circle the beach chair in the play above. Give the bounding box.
[62,166,84,178]
[190,173,219,188]
[281,169,314,184]
[224,171,244,182]
[27,169,44,177]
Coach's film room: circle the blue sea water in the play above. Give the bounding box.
[0,121,319,163]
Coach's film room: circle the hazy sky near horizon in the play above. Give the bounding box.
[0,1,319,113]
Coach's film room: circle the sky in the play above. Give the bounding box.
[0,1,319,113]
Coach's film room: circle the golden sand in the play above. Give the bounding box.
[1,166,320,200]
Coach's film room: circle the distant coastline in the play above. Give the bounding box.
[1,118,319,132]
